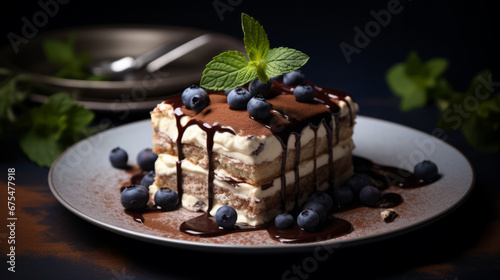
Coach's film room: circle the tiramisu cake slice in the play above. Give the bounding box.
[149,77,358,226]
[115,13,442,242]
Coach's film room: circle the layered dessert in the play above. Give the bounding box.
[149,79,358,226]
[114,13,442,243]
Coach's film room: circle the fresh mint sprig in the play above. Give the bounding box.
[386,51,450,111]
[386,52,500,153]
[43,34,108,81]
[18,92,95,167]
[200,13,309,90]
[0,69,97,167]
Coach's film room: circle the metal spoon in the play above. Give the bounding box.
[91,33,213,77]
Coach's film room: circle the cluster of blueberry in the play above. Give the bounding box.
[274,192,335,232]
[109,147,158,171]
[274,159,439,232]
[109,147,180,212]
[336,159,439,208]
[181,70,316,119]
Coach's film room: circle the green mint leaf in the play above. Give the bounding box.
[262,47,309,79]
[387,52,451,112]
[255,62,269,83]
[19,93,94,167]
[0,73,28,123]
[464,69,492,97]
[437,93,466,130]
[438,70,500,153]
[20,129,65,167]
[405,51,425,77]
[200,51,253,90]
[426,58,449,78]
[201,13,309,90]
[461,96,500,153]
[400,87,427,111]
[237,64,258,86]
[66,103,95,133]
[431,78,456,110]
[404,52,448,87]
[42,34,105,80]
[43,35,75,65]
[241,13,269,62]
[386,63,428,111]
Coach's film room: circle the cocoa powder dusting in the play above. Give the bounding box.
[0,182,132,272]
[174,92,339,137]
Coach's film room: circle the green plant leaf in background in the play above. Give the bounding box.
[42,34,107,81]
[19,93,94,167]
[387,52,500,153]
[0,69,29,136]
[461,96,500,153]
[455,70,499,153]
[386,51,449,111]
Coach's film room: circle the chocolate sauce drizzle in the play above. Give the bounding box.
[352,156,441,189]
[166,79,350,216]
[170,79,358,243]
[266,80,346,211]
[131,79,438,244]
[171,100,235,211]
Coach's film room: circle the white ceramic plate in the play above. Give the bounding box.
[48,116,474,252]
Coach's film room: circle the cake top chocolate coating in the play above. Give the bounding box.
[165,79,353,139]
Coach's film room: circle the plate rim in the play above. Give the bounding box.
[48,115,475,253]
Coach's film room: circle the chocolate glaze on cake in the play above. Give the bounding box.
[166,78,354,215]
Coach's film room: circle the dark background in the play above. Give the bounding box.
[1,0,499,279]
[1,0,498,91]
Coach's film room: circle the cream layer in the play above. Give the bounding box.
[151,97,358,165]
[149,138,354,225]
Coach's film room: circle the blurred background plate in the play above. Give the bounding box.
[0,25,245,110]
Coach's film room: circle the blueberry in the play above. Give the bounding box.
[345,173,372,195]
[303,201,328,223]
[189,91,210,113]
[154,187,178,210]
[247,96,271,120]
[215,205,238,228]
[109,147,128,168]
[414,160,438,181]
[283,70,305,86]
[137,148,158,171]
[249,78,273,98]
[307,192,333,212]
[294,84,315,102]
[359,185,381,207]
[182,85,207,109]
[120,185,149,210]
[332,186,354,205]
[227,87,252,110]
[274,212,294,229]
[297,210,320,232]
[140,171,155,189]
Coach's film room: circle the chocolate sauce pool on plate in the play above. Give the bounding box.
[124,155,437,243]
